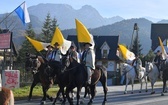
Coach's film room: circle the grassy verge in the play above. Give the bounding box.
[12,85,59,101]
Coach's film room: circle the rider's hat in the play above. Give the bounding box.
[54,42,60,46]
[83,42,92,46]
[46,45,54,48]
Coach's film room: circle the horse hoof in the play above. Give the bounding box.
[164,90,167,93]
[40,101,46,105]
[124,91,127,94]
[80,100,84,104]
[49,97,53,102]
[88,100,93,105]
[131,92,134,94]
[139,91,141,93]
[102,100,106,105]
[146,90,148,92]
[151,91,155,94]
[161,92,164,96]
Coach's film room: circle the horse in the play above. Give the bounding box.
[0,87,14,105]
[136,61,148,93]
[160,59,168,96]
[25,53,53,104]
[120,63,136,94]
[52,56,75,105]
[63,56,108,105]
[145,62,159,94]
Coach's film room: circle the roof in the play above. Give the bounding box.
[151,24,168,51]
[67,35,119,60]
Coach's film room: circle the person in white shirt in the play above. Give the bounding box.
[81,42,95,84]
[48,42,62,73]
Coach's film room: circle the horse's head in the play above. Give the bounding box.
[25,53,42,74]
[160,59,168,71]
[145,62,153,72]
[136,60,142,71]
[61,55,71,72]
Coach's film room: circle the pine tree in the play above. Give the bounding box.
[41,13,59,43]
[17,23,37,63]
[131,34,143,56]
[50,17,58,35]
[41,13,52,43]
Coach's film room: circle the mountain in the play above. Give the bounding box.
[62,18,152,54]
[157,19,168,23]
[0,4,153,54]
[28,3,124,29]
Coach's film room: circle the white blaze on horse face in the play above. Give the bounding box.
[37,59,41,68]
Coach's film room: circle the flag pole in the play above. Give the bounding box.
[0,1,25,25]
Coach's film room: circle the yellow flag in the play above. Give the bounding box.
[51,27,64,46]
[75,19,91,43]
[51,27,71,54]
[118,44,135,61]
[158,37,167,59]
[25,36,50,51]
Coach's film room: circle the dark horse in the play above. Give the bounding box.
[25,53,53,104]
[63,56,108,105]
[161,59,168,96]
[52,56,74,105]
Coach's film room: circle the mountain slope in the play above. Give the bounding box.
[28,3,124,29]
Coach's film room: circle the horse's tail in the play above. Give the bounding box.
[9,90,14,105]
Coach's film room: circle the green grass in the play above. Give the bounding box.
[12,85,59,101]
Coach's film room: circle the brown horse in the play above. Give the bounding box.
[25,53,54,104]
[0,87,14,105]
[64,57,108,105]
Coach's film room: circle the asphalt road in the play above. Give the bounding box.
[15,81,168,105]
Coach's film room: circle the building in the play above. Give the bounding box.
[67,35,121,80]
[151,24,168,53]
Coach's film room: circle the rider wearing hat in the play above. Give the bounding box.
[46,45,54,61]
[154,50,163,79]
[69,45,80,63]
[48,42,62,72]
[81,42,95,84]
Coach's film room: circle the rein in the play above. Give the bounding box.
[63,65,79,72]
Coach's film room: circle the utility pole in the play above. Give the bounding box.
[130,23,139,51]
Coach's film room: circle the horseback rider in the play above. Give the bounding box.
[46,45,54,61]
[81,42,95,84]
[48,42,62,73]
[68,45,80,63]
[132,55,142,79]
[154,50,163,79]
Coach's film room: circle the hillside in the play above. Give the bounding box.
[62,18,152,54]
[28,3,124,29]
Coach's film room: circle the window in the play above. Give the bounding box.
[102,50,108,58]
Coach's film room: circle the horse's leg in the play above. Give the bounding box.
[28,80,38,101]
[99,75,108,104]
[131,78,134,94]
[145,77,148,92]
[151,81,155,94]
[88,85,97,105]
[52,88,61,105]
[76,86,82,105]
[66,85,74,105]
[161,79,166,96]
[41,86,47,105]
[139,79,142,93]
[124,78,129,94]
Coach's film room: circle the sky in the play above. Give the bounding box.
[1,0,168,19]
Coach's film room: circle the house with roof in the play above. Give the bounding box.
[67,35,121,82]
[151,24,168,53]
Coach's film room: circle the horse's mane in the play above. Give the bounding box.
[0,87,14,105]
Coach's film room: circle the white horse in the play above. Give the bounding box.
[120,63,136,94]
[136,62,148,93]
[145,62,159,94]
